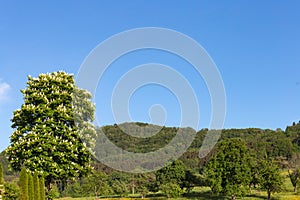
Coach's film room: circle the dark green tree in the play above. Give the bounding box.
[108,172,130,196]
[155,160,186,188]
[33,173,40,200]
[258,159,283,200]
[39,176,45,200]
[182,170,203,193]
[6,72,95,189]
[28,174,34,200]
[128,173,155,198]
[18,168,28,200]
[204,138,252,198]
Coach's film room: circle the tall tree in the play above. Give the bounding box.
[39,176,46,200]
[258,159,283,200]
[6,71,95,189]
[33,173,40,200]
[28,174,34,200]
[18,168,28,200]
[204,138,252,198]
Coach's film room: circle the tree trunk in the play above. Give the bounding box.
[95,186,98,200]
[267,189,271,200]
[131,184,135,195]
[294,185,297,193]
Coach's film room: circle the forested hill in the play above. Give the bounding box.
[94,121,300,172]
[2,121,300,175]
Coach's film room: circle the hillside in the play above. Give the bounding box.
[2,121,300,176]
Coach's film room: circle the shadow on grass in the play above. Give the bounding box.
[244,193,267,199]
[183,191,227,199]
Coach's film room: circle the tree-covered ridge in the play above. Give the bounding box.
[98,122,178,153]
[97,122,300,170]
[3,120,300,175]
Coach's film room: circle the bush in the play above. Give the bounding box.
[47,184,60,200]
[3,182,19,200]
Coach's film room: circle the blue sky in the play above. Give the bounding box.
[0,1,300,151]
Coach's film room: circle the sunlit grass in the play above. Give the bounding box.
[55,171,300,200]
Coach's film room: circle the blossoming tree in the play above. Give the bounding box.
[6,71,96,190]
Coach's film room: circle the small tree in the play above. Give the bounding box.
[259,159,283,200]
[39,176,45,200]
[288,168,300,193]
[18,168,28,200]
[47,184,59,200]
[33,173,40,200]
[28,174,34,200]
[83,171,111,198]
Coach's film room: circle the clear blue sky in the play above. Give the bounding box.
[0,1,300,151]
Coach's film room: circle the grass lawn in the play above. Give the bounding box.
[55,188,300,200]
[56,173,300,200]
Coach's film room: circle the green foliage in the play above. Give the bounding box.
[0,163,4,184]
[204,138,252,196]
[156,160,186,188]
[47,184,60,200]
[28,174,34,200]
[61,181,84,198]
[33,173,40,200]
[0,152,15,177]
[258,159,284,200]
[96,124,300,173]
[83,171,111,197]
[39,176,45,200]
[107,171,130,196]
[6,71,95,188]
[97,123,178,153]
[159,182,183,198]
[18,168,28,200]
[62,171,112,198]
[182,170,204,193]
[3,181,19,200]
[131,173,155,197]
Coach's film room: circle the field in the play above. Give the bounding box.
[55,174,300,200]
